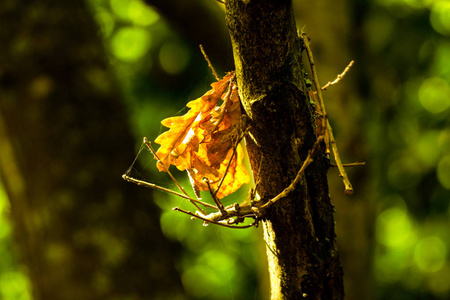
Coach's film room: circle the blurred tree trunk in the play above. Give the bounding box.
[226,0,344,299]
[294,1,375,299]
[0,1,184,299]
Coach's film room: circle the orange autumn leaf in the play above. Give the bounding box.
[189,142,248,199]
[154,74,231,171]
[154,73,250,198]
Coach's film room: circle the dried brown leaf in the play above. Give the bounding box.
[154,73,249,198]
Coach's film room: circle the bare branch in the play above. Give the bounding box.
[321,60,355,91]
[330,162,366,167]
[173,207,258,229]
[122,174,217,210]
[199,44,220,80]
[204,178,226,215]
[301,32,354,195]
[143,138,208,214]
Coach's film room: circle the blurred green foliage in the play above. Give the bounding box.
[0,184,32,300]
[366,0,450,299]
[1,0,449,299]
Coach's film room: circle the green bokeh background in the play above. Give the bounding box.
[1,0,449,299]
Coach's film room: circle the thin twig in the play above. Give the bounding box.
[173,207,257,229]
[144,138,188,196]
[321,60,354,91]
[144,137,209,213]
[205,179,226,215]
[124,142,145,176]
[199,44,220,80]
[122,174,217,210]
[301,32,354,195]
[330,162,365,167]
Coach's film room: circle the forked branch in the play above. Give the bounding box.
[301,31,355,195]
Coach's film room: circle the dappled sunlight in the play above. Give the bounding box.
[375,194,450,296]
[430,1,450,36]
[111,27,152,62]
[109,0,159,26]
[127,0,160,26]
[414,236,447,273]
[159,42,192,75]
[0,272,31,300]
[94,8,115,37]
[415,130,443,168]
[0,185,32,300]
[418,77,450,114]
[377,206,417,249]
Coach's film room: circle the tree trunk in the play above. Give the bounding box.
[0,0,184,299]
[226,0,344,299]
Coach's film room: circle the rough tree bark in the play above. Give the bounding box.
[0,0,184,299]
[226,0,344,299]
